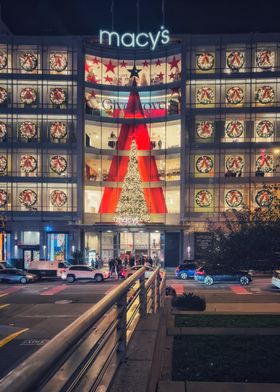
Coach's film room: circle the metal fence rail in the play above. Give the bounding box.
[0,267,166,392]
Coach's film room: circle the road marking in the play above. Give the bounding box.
[0,287,22,297]
[172,284,185,295]
[40,284,68,296]
[0,304,9,310]
[20,339,49,346]
[230,285,252,295]
[0,293,8,298]
[0,328,29,348]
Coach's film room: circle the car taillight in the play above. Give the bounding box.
[175,267,179,271]
[195,270,205,275]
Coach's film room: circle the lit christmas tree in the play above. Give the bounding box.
[115,139,150,225]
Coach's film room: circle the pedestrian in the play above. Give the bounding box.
[158,139,162,149]
[109,258,115,278]
[148,256,153,266]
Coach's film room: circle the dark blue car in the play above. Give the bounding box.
[194,266,252,285]
[175,262,198,280]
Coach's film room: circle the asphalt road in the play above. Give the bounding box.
[0,276,279,381]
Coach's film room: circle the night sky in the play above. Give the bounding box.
[1,0,280,36]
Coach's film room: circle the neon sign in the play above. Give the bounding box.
[99,26,170,50]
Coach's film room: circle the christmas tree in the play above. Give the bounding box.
[115,139,150,225]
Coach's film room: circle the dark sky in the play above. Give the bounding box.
[1,0,280,36]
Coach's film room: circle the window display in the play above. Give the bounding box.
[256,50,275,70]
[195,190,213,208]
[49,53,68,72]
[255,189,273,207]
[256,154,273,174]
[195,155,214,175]
[196,121,214,139]
[0,155,7,173]
[0,51,7,70]
[196,86,215,105]
[226,51,245,71]
[50,190,67,207]
[226,86,244,104]
[85,54,181,86]
[225,190,243,208]
[0,121,7,138]
[47,233,68,261]
[49,155,67,175]
[225,120,244,139]
[19,121,37,140]
[255,86,275,104]
[0,87,7,104]
[20,87,37,105]
[50,121,67,140]
[256,120,274,138]
[225,155,244,176]
[19,189,37,207]
[196,52,215,71]
[49,88,67,106]
[19,52,38,71]
[20,155,37,174]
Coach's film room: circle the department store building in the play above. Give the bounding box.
[0,27,279,267]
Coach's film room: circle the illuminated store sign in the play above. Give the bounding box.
[99,26,170,50]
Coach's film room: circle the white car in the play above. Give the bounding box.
[272,270,280,289]
[61,265,110,283]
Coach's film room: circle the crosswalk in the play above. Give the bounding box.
[171,283,253,295]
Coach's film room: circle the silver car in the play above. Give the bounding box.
[0,268,38,284]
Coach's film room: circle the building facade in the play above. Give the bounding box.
[0,32,279,267]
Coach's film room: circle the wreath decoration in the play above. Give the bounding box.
[50,190,67,207]
[50,88,67,106]
[50,121,67,140]
[19,52,38,71]
[0,189,8,207]
[20,155,37,173]
[20,87,37,105]
[0,121,7,138]
[256,120,274,138]
[255,189,273,207]
[196,155,214,173]
[49,53,68,72]
[19,121,37,140]
[226,156,244,173]
[0,87,7,104]
[226,51,245,71]
[0,155,7,173]
[226,86,244,104]
[196,87,214,104]
[0,51,7,70]
[197,52,215,71]
[256,50,274,70]
[225,190,243,208]
[195,190,213,207]
[255,86,275,104]
[50,155,67,174]
[19,189,37,207]
[196,121,214,139]
[85,90,99,109]
[225,120,244,138]
[256,154,273,173]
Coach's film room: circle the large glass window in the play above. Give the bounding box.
[47,233,68,261]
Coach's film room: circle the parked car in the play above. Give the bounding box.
[0,268,38,284]
[61,265,110,283]
[175,262,198,280]
[194,266,252,286]
[272,270,280,289]
[125,265,158,279]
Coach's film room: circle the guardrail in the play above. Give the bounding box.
[0,267,166,392]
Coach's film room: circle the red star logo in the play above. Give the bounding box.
[120,60,127,68]
[104,75,113,84]
[168,72,175,80]
[87,74,98,83]
[155,59,161,66]
[93,57,100,65]
[104,59,117,73]
[89,90,96,98]
[142,60,149,67]
[169,56,180,70]
[157,72,164,81]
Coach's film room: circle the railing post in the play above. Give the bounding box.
[156,270,161,310]
[151,279,156,313]
[139,272,147,317]
[117,291,127,360]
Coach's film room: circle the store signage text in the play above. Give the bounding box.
[99,26,170,50]
[102,98,166,111]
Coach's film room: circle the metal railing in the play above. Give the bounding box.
[0,267,166,392]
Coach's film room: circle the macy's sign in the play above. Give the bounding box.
[99,26,170,50]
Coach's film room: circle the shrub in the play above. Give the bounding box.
[172,292,206,311]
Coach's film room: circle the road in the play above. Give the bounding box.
[0,276,279,380]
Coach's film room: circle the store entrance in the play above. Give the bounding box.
[23,248,40,268]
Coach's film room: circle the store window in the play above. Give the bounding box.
[22,231,40,245]
[47,233,68,261]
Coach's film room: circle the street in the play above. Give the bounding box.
[0,276,279,380]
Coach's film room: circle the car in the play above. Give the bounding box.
[194,265,252,286]
[61,265,110,283]
[125,265,158,279]
[0,268,38,284]
[175,262,198,280]
[272,270,280,289]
